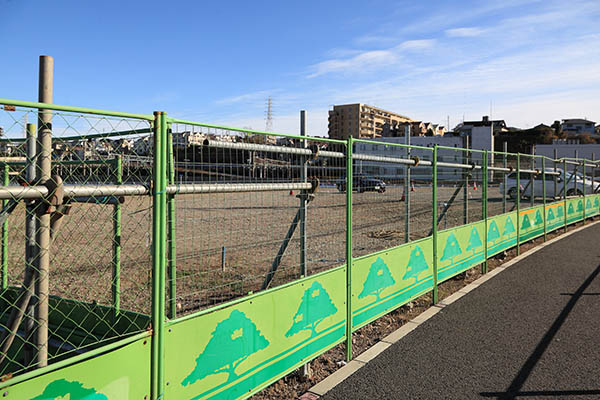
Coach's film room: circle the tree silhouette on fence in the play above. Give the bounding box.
[466,227,482,254]
[568,203,574,214]
[522,214,532,230]
[182,309,269,386]
[440,233,462,264]
[595,198,599,208]
[547,208,555,222]
[32,379,108,400]
[577,200,583,212]
[503,217,515,237]
[487,221,500,244]
[557,205,564,218]
[402,245,429,283]
[534,210,543,226]
[587,199,592,209]
[286,281,338,338]
[358,257,395,301]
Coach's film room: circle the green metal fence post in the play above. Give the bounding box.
[482,151,488,274]
[167,123,177,319]
[345,137,353,362]
[582,160,586,224]
[151,111,167,400]
[112,156,122,317]
[516,154,521,255]
[432,145,438,304]
[563,159,567,232]
[1,163,8,290]
[542,157,547,241]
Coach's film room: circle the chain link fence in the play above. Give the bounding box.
[0,105,153,377]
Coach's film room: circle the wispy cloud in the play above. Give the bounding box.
[445,27,485,37]
[307,39,435,78]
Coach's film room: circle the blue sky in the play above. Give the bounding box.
[1,0,599,136]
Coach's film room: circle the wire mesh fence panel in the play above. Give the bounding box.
[166,122,347,317]
[0,104,153,378]
[435,147,478,231]
[351,141,434,257]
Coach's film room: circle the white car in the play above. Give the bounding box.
[499,169,599,199]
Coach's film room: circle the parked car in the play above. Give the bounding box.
[337,174,386,193]
[499,169,599,199]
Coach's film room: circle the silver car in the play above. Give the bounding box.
[499,169,598,199]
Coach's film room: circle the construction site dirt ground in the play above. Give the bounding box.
[3,183,547,317]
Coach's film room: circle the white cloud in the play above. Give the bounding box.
[445,27,485,38]
[307,39,435,78]
[307,49,397,78]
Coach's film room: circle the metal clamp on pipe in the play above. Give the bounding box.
[297,177,320,202]
[411,156,420,167]
[309,144,320,161]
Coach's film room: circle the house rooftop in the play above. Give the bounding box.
[561,118,596,124]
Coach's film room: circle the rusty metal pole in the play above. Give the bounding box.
[34,55,53,368]
[24,123,37,366]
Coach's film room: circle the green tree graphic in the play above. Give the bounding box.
[522,214,532,230]
[534,210,543,226]
[358,257,396,301]
[466,227,483,253]
[557,205,564,218]
[402,245,429,282]
[286,281,338,338]
[182,309,269,386]
[487,221,500,244]
[577,201,583,212]
[586,199,592,209]
[440,233,462,263]
[568,203,574,214]
[547,208,555,221]
[503,217,515,236]
[31,379,108,400]
[595,198,599,208]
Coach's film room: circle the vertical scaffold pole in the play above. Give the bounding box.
[300,110,307,276]
[463,136,469,225]
[404,125,410,242]
[563,159,568,232]
[582,159,586,224]
[34,55,53,368]
[112,156,122,316]
[24,123,37,366]
[503,142,507,214]
[482,151,488,274]
[345,136,353,362]
[516,154,521,256]
[1,163,8,289]
[152,111,167,400]
[542,157,547,241]
[432,145,438,304]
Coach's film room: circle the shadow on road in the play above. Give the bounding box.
[480,264,600,399]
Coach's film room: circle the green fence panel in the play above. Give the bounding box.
[545,200,566,233]
[585,194,599,217]
[487,212,518,258]
[351,236,434,331]
[163,266,346,400]
[2,336,150,399]
[566,198,584,224]
[519,205,546,243]
[437,222,486,283]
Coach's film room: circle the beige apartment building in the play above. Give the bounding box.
[328,103,413,140]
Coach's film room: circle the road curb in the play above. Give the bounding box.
[303,219,599,399]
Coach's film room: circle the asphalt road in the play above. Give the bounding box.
[323,222,600,400]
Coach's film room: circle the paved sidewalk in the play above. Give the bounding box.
[323,223,600,400]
